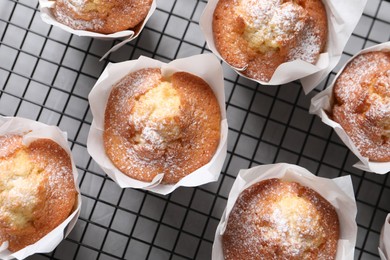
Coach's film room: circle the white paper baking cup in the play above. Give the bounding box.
[379,214,390,260]
[310,42,390,174]
[0,116,81,260]
[200,0,367,93]
[39,0,156,60]
[87,54,228,195]
[213,163,357,260]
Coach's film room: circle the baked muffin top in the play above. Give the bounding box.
[104,68,221,184]
[213,0,327,82]
[0,134,77,252]
[332,51,390,162]
[53,0,153,34]
[223,178,339,260]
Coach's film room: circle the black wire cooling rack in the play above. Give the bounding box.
[1,0,390,259]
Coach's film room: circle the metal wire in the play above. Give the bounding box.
[0,0,390,259]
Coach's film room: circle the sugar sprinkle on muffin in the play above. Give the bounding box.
[0,134,77,252]
[213,0,327,82]
[104,68,221,184]
[223,178,339,259]
[332,51,390,162]
[53,0,153,34]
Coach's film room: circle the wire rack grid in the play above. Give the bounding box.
[1,0,390,259]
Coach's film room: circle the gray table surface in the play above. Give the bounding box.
[1,0,390,259]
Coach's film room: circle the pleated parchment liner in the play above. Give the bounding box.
[0,116,81,260]
[200,0,367,93]
[379,214,390,260]
[310,42,390,174]
[212,163,357,260]
[38,0,156,60]
[87,54,228,195]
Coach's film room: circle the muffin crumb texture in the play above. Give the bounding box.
[223,178,339,260]
[104,68,221,184]
[0,134,77,252]
[53,0,153,34]
[213,0,327,81]
[332,51,390,162]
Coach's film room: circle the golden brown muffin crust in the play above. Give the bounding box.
[104,68,221,184]
[223,178,339,260]
[332,51,390,162]
[0,134,77,252]
[53,0,153,34]
[212,0,327,82]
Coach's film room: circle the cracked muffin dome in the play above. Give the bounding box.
[0,134,77,252]
[332,51,390,162]
[53,0,153,34]
[212,0,328,82]
[104,68,221,184]
[223,178,339,260]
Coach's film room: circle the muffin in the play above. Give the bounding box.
[212,0,328,82]
[104,68,221,184]
[0,134,77,252]
[332,51,390,162]
[223,178,339,259]
[379,214,390,260]
[52,0,153,34]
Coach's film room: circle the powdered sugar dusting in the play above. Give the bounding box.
[333,51,390,161]
[241,0,280,26]
[0,152,43,229]
[54,0,105,32]
[55,12,105,31]
[0,134,76,251]
[237,0,320,63]
[238,1,304,49]
[52,0,153,34]
[223,179,338,259]
[64,0,86,11]
[288,25,321,63]
[104,69,221,184]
